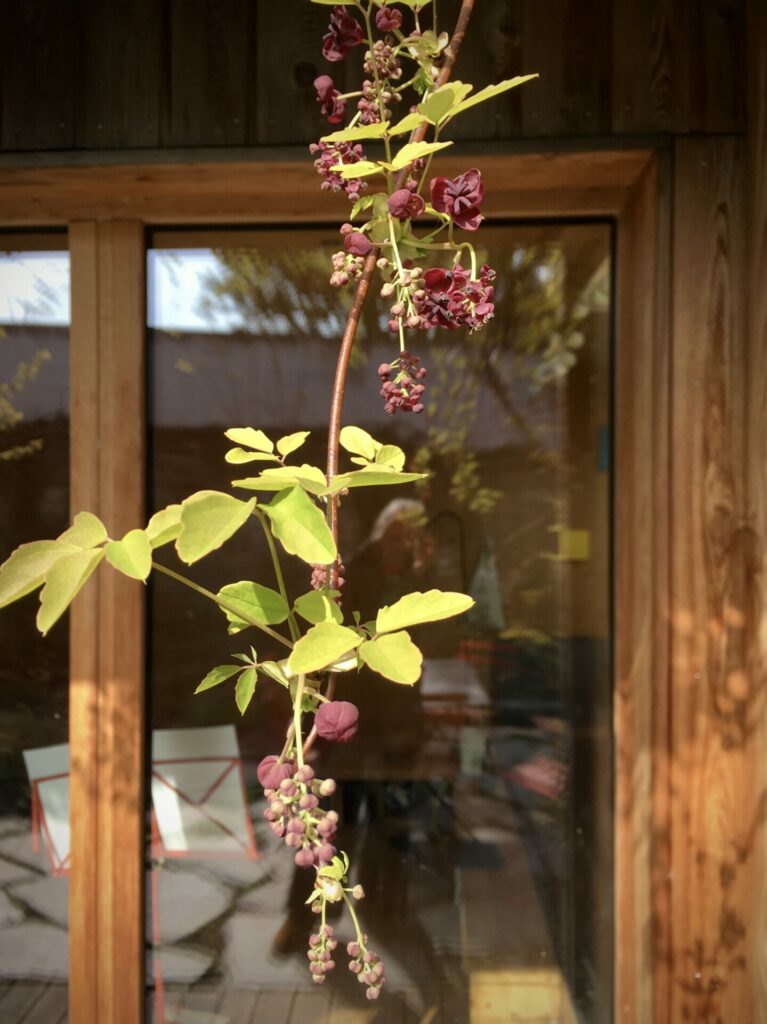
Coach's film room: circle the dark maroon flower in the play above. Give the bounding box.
[375,6,403,31]
[322,6,363,62]
[344,232,373,257]
[315,701,359,743]
[377,352,427,414]
[314,75,347,124]
[388,188,425,220]
[257,755,295,790]
[430,168,484,231]
[415,263,495,332]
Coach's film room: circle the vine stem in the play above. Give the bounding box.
[253,507,300,642]
[294,674,306,769]
[150,560,293,649]
[342,891,367,951]
[301,0,476,761]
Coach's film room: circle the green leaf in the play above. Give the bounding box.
[395,0,433,7]
[217,580,289,632]
[37,548,105,636]
[263,487,337,566]
[258,660,293,687]
[359,631,423,685]
[294,590,343,625]
[376,589,475,634]
[176,491,256,565]
[232,464,327,496]
[418,82,473,125]
[288,622,362,676]
[391,140,452,170]
[276,431,311,458]
[195,664,242,694]
[105,529,152,581]
[330,161,383,180]
[224,427,274,453]
[0,540,77,609]
[447,75,539,119]
[339,425,378,461]
[311,0,356,5]
[146,505,182,548]
[350,193,378,220]
[58,511,107,550]
[235,668,257,714]
[328,468,425,494]
[375,444,406,471]
[322,122,390,144]
[389,112,429,136]
[225,448,280,465]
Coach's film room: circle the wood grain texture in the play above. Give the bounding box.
[746,0,767,1015]
[614,154,671,1023]
[611,0,675,133]
[75,0,163,149]
[95,220,146,1024]
[0,0,76,150]
[68,220,101,1024]
[670,136,757,1023]
[164,0,252,147]
[0,150,653,225]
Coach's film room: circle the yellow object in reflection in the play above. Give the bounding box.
[552,526,591,562]
[470,968,578,1024]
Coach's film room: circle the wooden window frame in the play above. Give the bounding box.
[0,150,665,1024]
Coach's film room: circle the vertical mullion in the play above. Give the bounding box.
[96,219,147,1024]
[69,220,101,1024]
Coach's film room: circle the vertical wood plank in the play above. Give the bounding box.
[254,0,327,145]
[0,0,77,150]
[670,137,755,1023]
[164,0,251,147]
[96,219,146,1024]
[684,0,747,134]
[611,0,675,133]
[521,0,612,138]
[75,0,163,149]
[68,221,101,1024]
[746,0,767,1016]
[614,154,671,1023]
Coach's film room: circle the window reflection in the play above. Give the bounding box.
[0,238,70,1019]
[146,223,612,1023]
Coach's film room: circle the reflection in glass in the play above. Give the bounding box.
[146,223,612,1023]
[0,240,70,1020]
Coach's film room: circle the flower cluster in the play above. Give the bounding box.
[414,263,496,332]
[364,39,402,81]
[309,141,367,202]
[307,923,338,985]
[347,938,386,1000]
[259,759,339,868]
[378,352,427,415]
[310,560,345,590]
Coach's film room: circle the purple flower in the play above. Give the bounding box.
[388,188,425,220]
[377,352,427,414]
[344,231,373,257]
[322,6,363,62]
[314,75,346,124]
[375,6,403,31]
[430,168,484,231]
[315,700,359,743]
[257,755,295,791]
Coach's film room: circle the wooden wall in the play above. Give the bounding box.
[2,0,766,1021]
[0,0,746,152]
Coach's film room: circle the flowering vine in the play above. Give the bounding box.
[0,0,537,1003]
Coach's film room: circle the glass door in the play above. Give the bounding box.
[144,221,613,1023]
[0,235,71,1023]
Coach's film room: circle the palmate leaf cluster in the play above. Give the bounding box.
[0,424,473,711]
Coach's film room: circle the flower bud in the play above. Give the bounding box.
[315,701,360,743]
[257,755,294,790]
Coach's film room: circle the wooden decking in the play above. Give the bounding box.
[0,983,67,1023]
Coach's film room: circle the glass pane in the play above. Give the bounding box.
[0,237,70,1021]
[146,222,612,1023]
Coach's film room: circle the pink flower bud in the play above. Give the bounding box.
[315,700,359,743]
[257,755,294,790]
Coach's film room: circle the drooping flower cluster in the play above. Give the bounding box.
[378,352,427,415]
[259,759,339,868]
[307,923,338,985]
[309,140,367,202]
[347,938,386,1000]
[364,39,402,81]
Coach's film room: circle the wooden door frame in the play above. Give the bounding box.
[0,149,665,1023]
